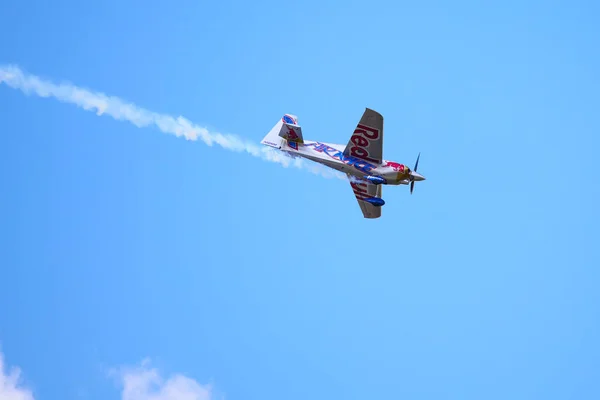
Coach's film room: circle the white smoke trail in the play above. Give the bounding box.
[0,64,345,180]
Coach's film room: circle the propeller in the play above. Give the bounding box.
[409,152,422,194]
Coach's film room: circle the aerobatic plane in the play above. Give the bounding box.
[261,108,425,219]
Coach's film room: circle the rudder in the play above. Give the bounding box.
[261,114,304,149]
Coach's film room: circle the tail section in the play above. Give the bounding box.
[279,114,304,144]
[261,114,304,149]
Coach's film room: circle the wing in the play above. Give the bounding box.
[343,108,384,164]
[348,175,382,219]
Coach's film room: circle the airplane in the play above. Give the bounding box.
[261,108,426,219]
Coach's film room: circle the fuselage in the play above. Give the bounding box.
[285,140,412,185]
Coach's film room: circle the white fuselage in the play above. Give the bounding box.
[284,140,412,185]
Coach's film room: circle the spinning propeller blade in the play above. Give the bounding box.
[410,152,422,195]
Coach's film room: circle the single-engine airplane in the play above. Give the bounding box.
[261,108,425,219]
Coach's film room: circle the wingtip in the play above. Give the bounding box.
[364,107,383,118]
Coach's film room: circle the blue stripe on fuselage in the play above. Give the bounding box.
[306,142,375,173]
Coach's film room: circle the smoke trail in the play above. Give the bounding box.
[0,64,345,180]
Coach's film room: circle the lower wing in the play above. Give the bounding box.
[347,174,383,219]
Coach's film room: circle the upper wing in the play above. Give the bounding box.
[348,175,382,219]
[343,108,384,164]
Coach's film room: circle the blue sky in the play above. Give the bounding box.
[1,0,599,399]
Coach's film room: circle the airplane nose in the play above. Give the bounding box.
[411,171,426,181]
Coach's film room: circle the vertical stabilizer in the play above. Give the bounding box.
[261,114,304,149]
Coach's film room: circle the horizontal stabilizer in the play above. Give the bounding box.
[261,114,303,149]
[278,114,304,144]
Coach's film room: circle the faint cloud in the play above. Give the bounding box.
[0,348,215,400]
[112,359,213,400]
[0,351,35,400]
